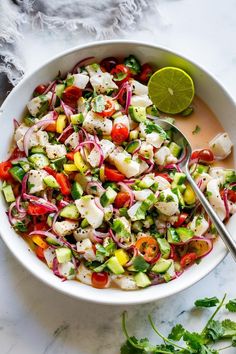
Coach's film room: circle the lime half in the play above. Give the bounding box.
[148,67,194,114]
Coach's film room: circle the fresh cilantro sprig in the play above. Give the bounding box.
[121,294,236,353]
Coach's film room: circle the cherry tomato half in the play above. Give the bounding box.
[35,246,46,260]
[62,86,82,108]
[227,189,236,203]
[43,166,57,178]
[111,64,130,84]
[174,213,188,227]
[34,84,47,96]
[180,252,197,268]
[111,123,129,144]
[114,192,130,208]
[155,172,173,183]
[139,63,153,83]
[135,236,159,262]
[27,204,50,216]
[0,161,12,181]
[91,272,109,289]
[105,166,125,182]
[100,57,118,72]
[191,149,214,163]
[96,98,116,117]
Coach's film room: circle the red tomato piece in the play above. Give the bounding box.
[139,63,153,83]
[111,123,129,144]
[66,152,75,161]
[27,203,50,216]
[174,213,188,227]
[34,84,47,96]
[55,173,71,195]
[114,192,130,208]
[62,86,82,108]
[97,98,116,117]
[91,272,109,289]
[155,172,173,183]
[135,237,159,263]
[180,252,197,268]
[44,121,57,132]
[191,149,214,163]
[44,166,57,178]
[111,64,130,84]
[104,166,125,182]
[227,189,236,203]
[9,148,26,161]
[0,161,12,181]
[35,246,46,260]
[100,57,118,72]
[34,222,48,231]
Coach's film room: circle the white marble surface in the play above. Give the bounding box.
[1,0,236,353]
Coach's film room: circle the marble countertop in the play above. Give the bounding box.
[1,0,236,353]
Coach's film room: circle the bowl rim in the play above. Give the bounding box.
[0,39,234,305]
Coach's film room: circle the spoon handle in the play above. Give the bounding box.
[185,169,236,261]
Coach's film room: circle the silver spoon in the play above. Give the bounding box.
[156,118,236,261]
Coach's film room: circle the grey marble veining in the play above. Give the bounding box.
[0,0,236,353]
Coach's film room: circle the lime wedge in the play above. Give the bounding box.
[148,67,194,114]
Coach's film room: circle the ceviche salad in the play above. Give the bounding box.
[0,55,235,290]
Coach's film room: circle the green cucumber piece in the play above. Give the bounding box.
[9,166,26,182]
[125,140,140,154]
[134,272,151,288]
[43,175,59,188]
[100,187,117,207]
[56,84,65,98]
[167,228,181,244]
[30,146,45,155]
[55,247,72,263]
[172,172,186,186]
[51,156,66,171]
[70,113,84,125]
[23,116,36,127]
[168,142,182,158]
[107,256,124,275]
[46,237,60,246]
[60,204,79,219]
[2,184,15,203]
[28,153,49,169]
[128,106,146,122]
[152,258,172,273]
[176,227,194,242]
[157,238,171,259]
[71,181,83,200]
[80,218,89,228]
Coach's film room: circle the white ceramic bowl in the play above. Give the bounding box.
[1,40,236,305]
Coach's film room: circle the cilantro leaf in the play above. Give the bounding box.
[195,297,220,308]
[168,324,185,341]
[92,95,106,113]
[232,336,236,347]
[192,125,201,135]
[226,299,236,312]
[144,121,167,140]
[120,337,145,354]
[133,256,150,272]
[183,331,205,350]
[154,344,177,353]
[221,319,236,337]
[206,320,225,341]
[14,221,28,233]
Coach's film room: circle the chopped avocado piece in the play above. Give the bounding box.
[134,272,151,288]
[2,184,15,203]
[152,258,172,273]
[129,106,147,122]
[157,238,171,259]
[9,166,26,182]
[167,228,181,244]
[30,146,45,155]
[56,248,72,264]
[176,227,194,242]
[47,213,54,227]
[60,204,79,219]
[71,113,84,125]
[80,218,89,228]
[168,142,182,158]
[146,105,159,117]
[71,181,83,200]
[43,175,60,189]
[28,154,49,169]
[107,256,124,275]
[125,140,140,154]
[100,186,117,207]
[55,84,65,98]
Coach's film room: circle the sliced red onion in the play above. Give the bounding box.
[52,257,66,280]
[222,188,230,220]
[15,195,26,213]
[71,56,95,74]
[78,128,89,143]
[125,246,138,267]
[13,119,20,130]
[164,163,181,172]
[93,230,110,238]
[42,80,56,94]
[109,229,132,250]
[23,193,58,212]
[61,100,75,117]
[148,252,161,265]
[49,83,57,109]
[176,147,187,164]
[125,83,132,113]
[112,81,128,100]
[57,124,74,142]
[23,116,56,156]
[86,181,105,196]
[21,172,29,196]
[8,202,27,225]
[58,200,69,209]
[94,197,104,211]
[52,210,61,234]
[117,182,134,207]
[123,179,136,185]
[75,141,104,168]
[187,236,213,258]
[138,155,154,174]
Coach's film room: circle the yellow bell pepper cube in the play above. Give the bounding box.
[56,114,67,134]
[114,249,129,266]
[32,236,48,249]
[63,164,78,172]
[74,151,89,173]
[183,184,196,205]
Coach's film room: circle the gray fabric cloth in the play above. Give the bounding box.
[0,0,155,93]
